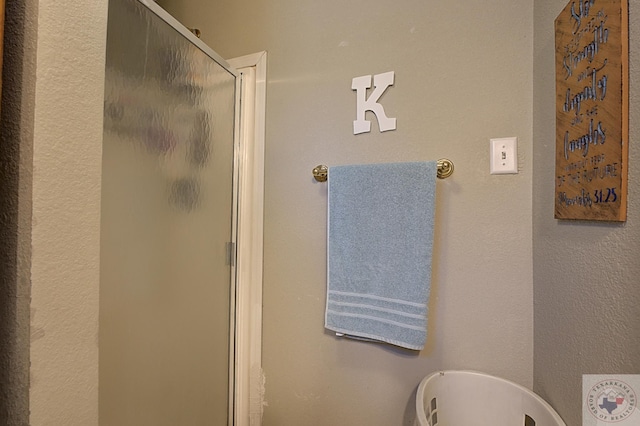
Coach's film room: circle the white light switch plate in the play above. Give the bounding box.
[490,137,518,174]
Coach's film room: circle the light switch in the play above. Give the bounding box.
[490,137,518,174]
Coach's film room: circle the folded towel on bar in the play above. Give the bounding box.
[325,161,437,350]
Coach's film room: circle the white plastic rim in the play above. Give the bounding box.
[415,370,566,426]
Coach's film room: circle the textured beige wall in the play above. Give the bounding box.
[28,1,107,425]
[161,1,535,424]
[0,0,37,423]
[533,1,640,425]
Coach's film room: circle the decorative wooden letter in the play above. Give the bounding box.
[352,71,397,135]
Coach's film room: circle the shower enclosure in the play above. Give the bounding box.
[100,0,238,424]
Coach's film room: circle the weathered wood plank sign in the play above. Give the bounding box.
[0,0,4,116]
[555,0,628,221]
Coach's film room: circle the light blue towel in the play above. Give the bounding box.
[325,161,437,350]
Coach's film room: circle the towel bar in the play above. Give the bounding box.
[312,159,454,182]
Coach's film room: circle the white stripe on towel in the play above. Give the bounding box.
[328,301,426,320]
[328,289,426,308]
[326,310,426,332]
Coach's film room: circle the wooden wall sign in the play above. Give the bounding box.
[555,0,629,221]
[0,0,4,115]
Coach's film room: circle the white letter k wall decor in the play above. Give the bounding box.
[352,71,397,135]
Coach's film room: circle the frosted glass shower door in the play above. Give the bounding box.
[100,0,237,425]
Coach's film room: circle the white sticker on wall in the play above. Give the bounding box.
[352,71,396,135]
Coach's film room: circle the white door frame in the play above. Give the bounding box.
[228,51,267,426]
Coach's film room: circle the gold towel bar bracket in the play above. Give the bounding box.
[312,159,454,182]
[436,158,454,179]
[312,165,329,182]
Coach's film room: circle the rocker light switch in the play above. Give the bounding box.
[490,137,518,174]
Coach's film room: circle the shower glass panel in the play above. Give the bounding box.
[100,0,237,424]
